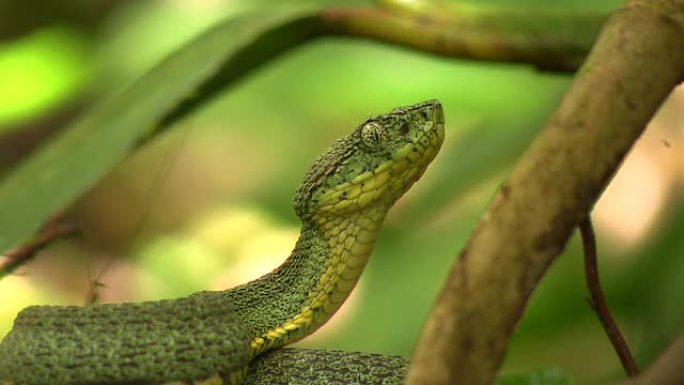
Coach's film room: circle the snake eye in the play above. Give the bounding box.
[360,122,387,148]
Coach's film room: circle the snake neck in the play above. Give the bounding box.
[227,206,387,356]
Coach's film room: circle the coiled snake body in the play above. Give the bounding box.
[0,100,445,385]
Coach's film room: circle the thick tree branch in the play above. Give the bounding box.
[406,1,684,385]
[321,5,602,72]
[148,4,603,142]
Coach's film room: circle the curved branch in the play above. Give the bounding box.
[148,4,604,141]
[323,5,603,72]
[406,1,684,384]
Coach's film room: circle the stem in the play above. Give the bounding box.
[579,216,639,377]
[0,212,78,279]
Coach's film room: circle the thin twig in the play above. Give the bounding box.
[84,258,113,305]
[0,212,79,279]
[579,216,639,377]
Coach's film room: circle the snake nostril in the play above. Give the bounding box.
[399,121,410,135]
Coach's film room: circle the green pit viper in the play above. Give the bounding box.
[0,100,445,385]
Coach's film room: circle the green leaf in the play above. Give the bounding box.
[0,7,322,252]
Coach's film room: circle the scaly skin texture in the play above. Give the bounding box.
[0,100,444,385]
[243,349,407,385]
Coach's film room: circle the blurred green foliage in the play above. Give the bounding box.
[496,368,573,385]
[0,26,91,131]
[0,1,680,385]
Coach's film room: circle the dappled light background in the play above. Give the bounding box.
[1,1,682,385]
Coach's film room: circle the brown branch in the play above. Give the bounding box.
[320,6,602,72]
[405,1,684,384]
[148,4,605,143]
[579,217,639,376]
[0,212,78,279]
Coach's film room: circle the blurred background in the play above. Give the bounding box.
[0,1,682,384]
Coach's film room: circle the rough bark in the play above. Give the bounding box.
[405,1,684,384]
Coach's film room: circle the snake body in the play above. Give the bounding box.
[0,100,445,385]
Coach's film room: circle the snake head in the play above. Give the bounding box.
[294,100,444,221]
